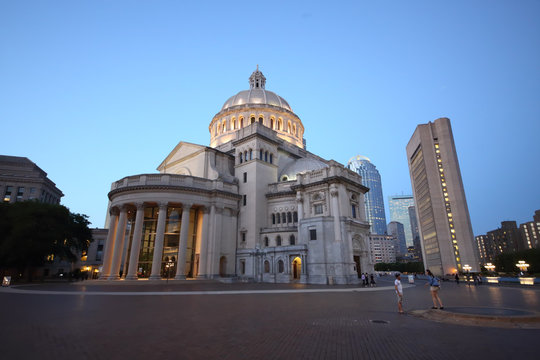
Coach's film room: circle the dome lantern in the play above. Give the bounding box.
[249,65,266,89]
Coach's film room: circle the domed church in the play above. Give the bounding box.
[100,67,373,284]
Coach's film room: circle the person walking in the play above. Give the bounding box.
[361,273,366,287]
[370,273,376,287]
[394,273,404,314]
[454,273,460,285]
[425,269,444,309]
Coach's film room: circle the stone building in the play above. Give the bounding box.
[100,68,373,284]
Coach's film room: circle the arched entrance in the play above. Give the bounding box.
[219,256,227,277]
[292,257,302,279]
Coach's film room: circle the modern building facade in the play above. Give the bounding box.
[388,195,414,246]
[347,155,387,235]
[387,221,407,255]
[406,117,479,276]
[519,210,540,250]
[408,205,423,261]
[100,68,373,284]
[368,234,396,264]
[0,155,63,204]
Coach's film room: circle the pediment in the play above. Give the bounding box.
[157,141,206,172]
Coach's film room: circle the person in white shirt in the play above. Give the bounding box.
[394,273,404,314]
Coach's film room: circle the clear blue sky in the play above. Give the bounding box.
[1,1,539,236]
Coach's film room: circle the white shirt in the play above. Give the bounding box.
[395,279,402,295]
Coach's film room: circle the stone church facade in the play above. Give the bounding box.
[100,68,373,284]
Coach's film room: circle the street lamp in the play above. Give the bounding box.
[463,264,472,286]
[165,259,173,284]
[516,260,529,275]
[484,263,495,273]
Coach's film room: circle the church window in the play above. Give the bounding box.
[310,229,317,240]
[264,260,270,272]
[281,213,286,223]
[276,236,282,246]
[270,118,275,129]
[278,118,282,130]
[258,116,263,123]
[243,195,247,206]
[241,232,246,242]
[352,204,357,218]
[240,260,246,274]
[222,121,226,132]
[272,214,276,224]
[293,124,296,135]
[232,118,236,129]
[260,149,263,159]
[249,149,253,160]
[264,151,268,162]
[281,176,288,182]
[251,117,255,124]
[293,212,298,222]
[276,213,281,224]
[244,151,248,161]
[264,237,269,247]
[287,212,292,223]
[278,260,284,273]
[269,154,273,164]
[239,153,243,163]
[243,172,247,183]
[289,234,295,245]
[288,121,292,133]
[240,118,244,128]
[314,204,323,215]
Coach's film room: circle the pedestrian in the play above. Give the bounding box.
[370,273,376,287]
[454,273,460,285]
[394,273,404,314]
[425,269,444,309]
[361,273,366,287]
[364,273,369,287]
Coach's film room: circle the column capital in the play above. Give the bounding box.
[109,207,120,216]
[296,193,303,203]
[181,203,193,210]
[134,202,145,211]
[215,206,224,214]
[201,206,211,215]
[158,202,168,210]
[119,204,130,212]
[330,184,339,197]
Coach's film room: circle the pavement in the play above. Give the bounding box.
[0,276,539,360]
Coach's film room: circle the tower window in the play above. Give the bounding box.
[310,229,317,240]
[243,195,247,206]
[243,172,247,183]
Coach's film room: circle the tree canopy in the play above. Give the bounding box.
[0,201,92,270]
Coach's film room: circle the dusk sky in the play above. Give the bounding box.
[1,1,539,236]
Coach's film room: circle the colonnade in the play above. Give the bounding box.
[100,202,235,280]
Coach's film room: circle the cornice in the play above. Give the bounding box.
[108,184,241,201]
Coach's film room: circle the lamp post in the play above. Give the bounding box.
[485,263,495,273]
[165,259,173,284]
[463,264,472,286]
[516,260,529,276]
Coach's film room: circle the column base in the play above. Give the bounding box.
[174,275,186,280]
[148,275,162,280]
[98,275,111,280]
[196,274,207,279]
[125,275,138,280]
[108,275,121,281]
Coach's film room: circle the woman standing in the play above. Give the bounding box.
[425,269,444,309]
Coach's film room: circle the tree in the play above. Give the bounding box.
[0,201,92,279]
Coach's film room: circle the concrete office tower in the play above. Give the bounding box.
[406,117,478,276]
[408,205,423,261]
[387,221,407,255]
[519,209,540,249]
[347,156,387,235]
[388,195,414,246]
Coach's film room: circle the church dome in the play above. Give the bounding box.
[280,157,328,181]
[220,66,292,112]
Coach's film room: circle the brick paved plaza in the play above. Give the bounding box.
[0,277,538,360]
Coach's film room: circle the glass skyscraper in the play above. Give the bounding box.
[388,195,415,247]
[347,155,387,235]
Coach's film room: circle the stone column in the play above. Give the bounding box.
[175,203,192,280]
[197,206,211,279]
[330,184,341,241]
[296,192,303,221]
[125,203,145,280]
[109,205,129,280]
[208,206,223,277]
[100,208,119,279]
[149,202,168,280]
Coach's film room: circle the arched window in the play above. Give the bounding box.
[293,124,296,135]
[272,214,276,224]
[270,118,275,129]
[276,236,282,246]
[352,204,357,218]
[223,121,227,133]
[264,260,270,273]
[281,213,286,223]
[269,154,273,164]
[244,151,248,161]
[232,118,236,129]
[281,175,288,182]
[278,260,284,273]
[276,213,281,224]
[287,212,292,223]
[249,149,253,160]
[264,237,269,247]
[240,118,244,128]
[288,121,292,133]
[239,153,243,163]
[258,116,263,123]
[250,116,255,124]
[278,118,282,130]
[289,234,295,245]
[264,151,268,162]
[260,149,263,159]
[293,211,298,222]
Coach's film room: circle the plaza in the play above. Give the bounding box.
[1,278,538,359]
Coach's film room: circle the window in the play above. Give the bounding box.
[310,229,317,240]
[260,149,263,159]
[239,153,243,163]
[352,205,357,218]
[249,149,253,160]
[243,195,247,206]
[287,212,292,223]
[242,232,246,242]
[289,234,295,245]
[3,186,13,202]
[269,154,273,164]
[264,260,270,273]
[251,117,255,124]
[314,204,323,214]
[282,213,286,223]
[281,176,288,182]
[240,118,244,127]
[271,118,275,129]
[243,172,247,183]
[293,212,298,222]
[276,236,282,246]
[277,213,281,224]
[258,116,263,123]
[264,237,269,247]
[16,187,24,201]
[265,151,268,162]
[240,260,246,274]
[272,214,276,224]
[278,260,284,273]
[244,151,248,161]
